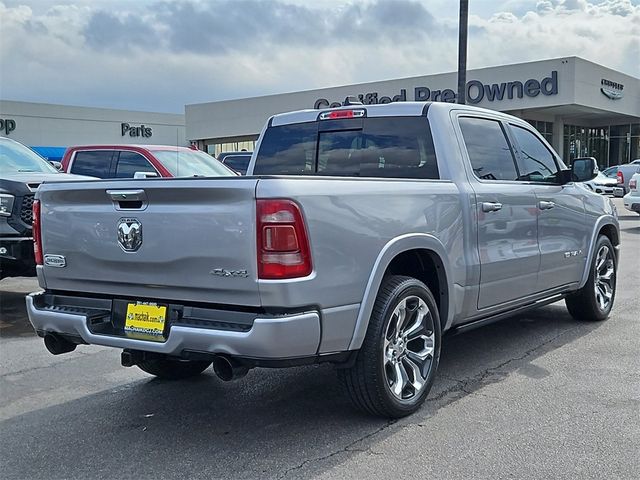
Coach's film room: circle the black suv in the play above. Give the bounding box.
[0,137,92,279]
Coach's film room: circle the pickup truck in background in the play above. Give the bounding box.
[0,137,92,279]
[61,144,236,179]
[26,102,620,418]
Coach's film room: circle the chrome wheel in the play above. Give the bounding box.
[594,245,615,311]
[383,295,435,401]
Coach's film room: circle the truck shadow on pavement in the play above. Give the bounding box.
[0,302,604,479]
[0,288,37,338]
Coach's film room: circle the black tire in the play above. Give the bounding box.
[137,357,211,380]
[565,235,616,322]
[339,275,441,418]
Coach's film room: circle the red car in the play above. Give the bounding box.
[61,145,236,178]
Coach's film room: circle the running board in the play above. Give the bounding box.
[450,294,566,335]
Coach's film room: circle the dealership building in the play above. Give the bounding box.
[2,57,638,168]
[0,100,185,161]
[186,57,640,168]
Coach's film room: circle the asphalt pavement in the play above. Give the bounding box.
[1,198,638,480]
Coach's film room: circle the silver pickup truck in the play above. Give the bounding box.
[27,102,620,418]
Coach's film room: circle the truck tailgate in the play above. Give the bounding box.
[37,178,261,306]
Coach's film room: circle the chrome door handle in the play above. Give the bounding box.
[481,202,503,213]
[538,201,555,210]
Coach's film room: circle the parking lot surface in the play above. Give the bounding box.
[1,198,638,480]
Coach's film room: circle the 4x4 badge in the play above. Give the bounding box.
[44,254,66,267]
[117,218,142,252]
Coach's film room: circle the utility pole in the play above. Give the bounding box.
[457,0,469,104]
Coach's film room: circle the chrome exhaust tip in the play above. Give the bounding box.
[212,355,249,381]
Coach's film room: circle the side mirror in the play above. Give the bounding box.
[133,171,159,179]
[49,161,63,171]
[570,157,598,183]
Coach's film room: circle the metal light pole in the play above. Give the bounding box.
[457,0,469,104]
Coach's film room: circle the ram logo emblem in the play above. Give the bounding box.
[117,218,142,252]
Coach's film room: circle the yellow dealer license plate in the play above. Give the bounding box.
[125,302,167,341]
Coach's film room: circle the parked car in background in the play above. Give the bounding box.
[582,171,618,195]
[630,159,640,165]
[217,151,253,175]
[623,172,640,215]
[0,137,93,279]
[61,145,236,179]
[603,163,640,196]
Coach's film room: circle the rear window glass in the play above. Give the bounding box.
[254,117,439,179]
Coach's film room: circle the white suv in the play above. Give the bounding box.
[623,172,640,215]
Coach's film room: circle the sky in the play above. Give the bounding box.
[1,0,639,113]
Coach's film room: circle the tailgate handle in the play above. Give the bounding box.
[107,190,145,201]
[107,189,147,210]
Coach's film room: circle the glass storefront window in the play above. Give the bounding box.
[610,124,630,137]
[206,140,257,157]
[526,120,553,145]
[563,123,640,167]
[609,123,639,165]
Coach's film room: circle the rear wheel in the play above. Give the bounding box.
[339,275,441,418]
[137,357,211,380]
[565,235,616,322]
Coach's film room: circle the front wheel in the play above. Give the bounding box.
[339,275,441,418]
[565,235,617,321]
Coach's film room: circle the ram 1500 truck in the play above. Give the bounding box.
[26,102,620,418]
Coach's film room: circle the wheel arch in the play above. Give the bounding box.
[579,215,620,289]
[348,234,454,350]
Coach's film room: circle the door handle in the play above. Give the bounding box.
[481,202,503,212]
[538,201,555,210]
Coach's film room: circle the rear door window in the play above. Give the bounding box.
[254,117,439,179]
[70,151,114,178]
[459,117,518,181]
[114,151,157,178]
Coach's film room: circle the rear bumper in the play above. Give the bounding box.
[623,197,640,212]
[592,185,615,195]
[26,292,321,359]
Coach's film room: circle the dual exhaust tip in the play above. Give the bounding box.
[44,333,248,382]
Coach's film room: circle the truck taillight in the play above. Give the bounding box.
[32,199,43,266]
[617,171,624,184]
[257,199,312,279]
[630,178,637,190]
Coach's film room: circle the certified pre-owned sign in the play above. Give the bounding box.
[601,79,624,100]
